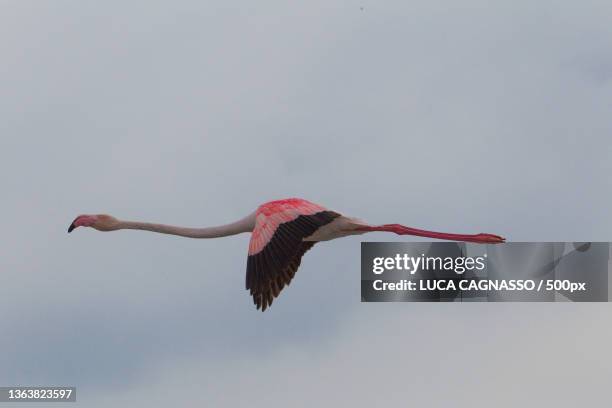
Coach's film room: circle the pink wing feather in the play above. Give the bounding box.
[248,198,327,255]
[246,198,340,311]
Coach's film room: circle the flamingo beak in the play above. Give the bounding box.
[67,218,78,233]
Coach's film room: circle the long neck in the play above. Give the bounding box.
[114,212,256,239]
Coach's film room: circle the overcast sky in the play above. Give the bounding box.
[1,1,611,406]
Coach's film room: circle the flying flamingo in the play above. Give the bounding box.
[68,198,504,311]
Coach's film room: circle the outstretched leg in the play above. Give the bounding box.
[357,224,505,244]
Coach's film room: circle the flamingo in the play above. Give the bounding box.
[68,198,504,311]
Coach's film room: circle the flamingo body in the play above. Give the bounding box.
[246,198,350,310]
[247,198,329,255]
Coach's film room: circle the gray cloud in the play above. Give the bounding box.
[1,0,611,406]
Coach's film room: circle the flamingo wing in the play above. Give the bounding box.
[246,199,341,311]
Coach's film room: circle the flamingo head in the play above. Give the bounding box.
[68,214,119,233]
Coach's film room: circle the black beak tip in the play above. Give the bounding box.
[68,223,76,233]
